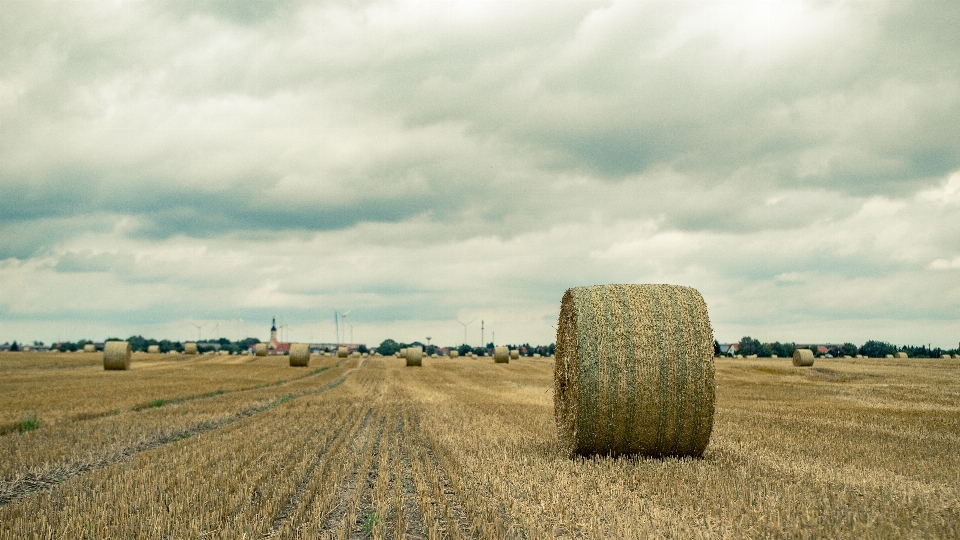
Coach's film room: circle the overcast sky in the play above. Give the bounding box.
[1,0,959,348]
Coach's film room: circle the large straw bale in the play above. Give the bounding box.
[450,350,459,358]
[255,343,268,357]
[338,346,348,358]
[184,342,198,355]
[103,341,132,370]
[406,346,423,367]
[510,349,520,360]
[895,352,908,358]
[942,354,951,359]
[494,346,509,363]
[555,284,715,458]
[289,343,310,367]
[147,345,160,354]
[792,349,815,367]
[83,344,96,353]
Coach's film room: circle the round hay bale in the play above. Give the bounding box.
[885,354,894,358]
[103,341,132,370]
[894,351,908,358]
[406,346,423,367]
[147,345,160,354]
[735,354,743,358]
[83,344,96,353]
[792,349,814,367]
[533,353,541,358]
[510,349,519,360]
[431,353,438,358]
[254,343,268,357]
[450,350,459,358]
[289,343,310,367]
[351,351,360,358]
[843,355,852,359]
[494,346,509,363]
[770,354,777,358]
[746,354,758,359]
[184,342,198,355]
[953,354,960,359]
[855,354,863,358]
[941,354,951,359]
[337,346,348,358]
[555,284,715,458]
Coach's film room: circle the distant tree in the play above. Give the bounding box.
[127,335,149,352]
[358,344,369,354]
[737,336,769,357]
[714,340,720,356]
[839,343,858,357]
[859,340,896,358]
[10,341,19,352]
[769,342,796,358]
[457,344,472,356]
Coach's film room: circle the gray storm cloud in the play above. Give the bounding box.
[1,0,958,347]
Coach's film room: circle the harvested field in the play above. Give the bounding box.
[1,354,958,538]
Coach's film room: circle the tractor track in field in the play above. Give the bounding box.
[0,359,367,508]
[265,403,376,538]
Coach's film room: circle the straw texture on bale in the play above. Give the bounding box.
[289,343,310,367]
[83,344,96,353]
[895,352,908,358]
[337,346,348,358]
[184,342,198,355]
[147,345,160,354]
[449,350,459,358]
[510,349,520,360]
[406,346,423,367]
[494,346,509,363]
[103,341,132,370]
[555,284,715,458]
[792,349,815,367]
[253,343,267,357]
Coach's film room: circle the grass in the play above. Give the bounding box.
[0,355,957,538]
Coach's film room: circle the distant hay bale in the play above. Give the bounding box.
[771,354,777,358]
[351,351,360,358]
[746,354,758,359]
[399,348,407,358]
[324,352,332,357]
[941,354,951,359]
[792,349,815,367]
[450,350,459,358]
[533,353,541,358]
[885,354,894,358]
[406,346,422,367]
[103,341,132,370]
[510,349,519,360]
[555,284,715,458]
[735,354,743,359]
[494,346,509,363]
[843,355,852,359]
[856,354,863,358]
[431,353,438,357]
[953,354,960,359]
[255,343,268,357]
[895,352,908,358]
[289,343,310,367]
[83,344,96,353]
[338,346,348,358]
[184,342,198,355]
[147,345,160,354]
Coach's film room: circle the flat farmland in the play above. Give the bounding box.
[1,353,958,539]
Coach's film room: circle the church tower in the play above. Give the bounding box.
[270,317,278,348]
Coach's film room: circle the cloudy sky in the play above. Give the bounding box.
[2,0,959,348]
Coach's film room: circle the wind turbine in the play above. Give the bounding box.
[235,308,244,343]
[335,309,351,344]
[456,318,475,345]
[190,322,207,342]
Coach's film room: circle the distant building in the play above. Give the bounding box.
[718,343,739,355]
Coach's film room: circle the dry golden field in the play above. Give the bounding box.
[1,352,958,538]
